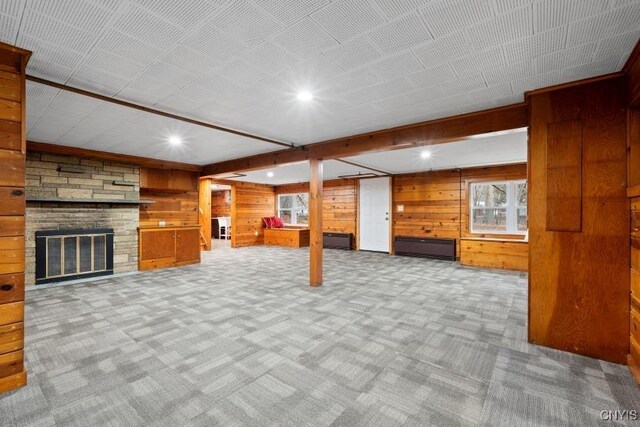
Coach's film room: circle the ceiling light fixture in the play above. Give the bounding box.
[267,171,274,178]
[168,135,182,145]
[296,91,313,102]
[420,150,432,159]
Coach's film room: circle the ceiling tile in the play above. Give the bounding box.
[209,0,283,46]
[367,12,433,54]
[113,4,186,49]
[0,13,18,45]
[534,0,605,33]
[412,30,473,66]
[493,0,535,15]
[216,58,269,87]
[241,41,302,75]
[502,27,566,63]
[467,6,533,49]
[182,25,249,64]
[347,78,414,105]
[566,2,640,47]
[536,43,597,74]
[95,29,162,66]
[373,0,436,19]
[132,0,223,29]
[252,0,331,26]
[18,9,97,53]
[439,74,486,96]
[368,51,424,80]
[273,18,338,58]
[594,29,640,61]
[406,63,456,87]
[484,60,535,86]
[420,0,493,38]
[162,45,222,74]
[450,46,505,77]
[511,70,564,93]
[321,36,383,70]
[0,0,25,16]
[28,0,115,32]
[311,0,385,42]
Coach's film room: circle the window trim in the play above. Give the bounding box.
[469,179,527,235]
[277,192,309,226]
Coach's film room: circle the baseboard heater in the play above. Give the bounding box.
[394,236,456,261]
[323,232,352,250]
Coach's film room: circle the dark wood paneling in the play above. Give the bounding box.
[546,120,582,231]
[0,187,24,216]
[528,77,629,364]
[625,40,640,107]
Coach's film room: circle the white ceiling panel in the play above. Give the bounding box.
[344,130,527,175]
[13,0,640,159]
[228,160,380,185]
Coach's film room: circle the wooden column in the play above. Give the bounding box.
[198,178,212,251]
[309,159,323,286]
[0,42,30,394]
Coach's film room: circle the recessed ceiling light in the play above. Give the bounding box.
[168,136,182,145]
[267,171,274,178]
[296,91,313,102]
[420,150,432,159]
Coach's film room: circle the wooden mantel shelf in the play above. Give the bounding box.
[27,197,155,205]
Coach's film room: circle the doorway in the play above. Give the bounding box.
[359,177,391,252]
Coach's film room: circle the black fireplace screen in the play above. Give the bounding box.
[35,228,114,285]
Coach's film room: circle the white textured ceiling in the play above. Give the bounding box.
[225,159,380,185]
[345,128,528,174]
[224,129,527,185]
[2,0,639,157]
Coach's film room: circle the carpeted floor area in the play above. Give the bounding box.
[1,241,639,426]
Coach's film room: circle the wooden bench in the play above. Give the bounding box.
[459,237,528,272]
[264,228,310,248]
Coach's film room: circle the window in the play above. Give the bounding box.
[278,193,309,225]
[470,180,527,234]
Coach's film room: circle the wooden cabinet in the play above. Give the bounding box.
[138,226,201,271]
[264,228,310,248]
[140,167,197,192]
[459,238,528,272]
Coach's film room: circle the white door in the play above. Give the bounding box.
[359,177,390,252]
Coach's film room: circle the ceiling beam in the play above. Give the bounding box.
[26,75,294,149]
[335,159,390,176]
[27,141,202,172]
[202,103,529,176]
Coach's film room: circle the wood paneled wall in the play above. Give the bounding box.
[393,164,527,256]
[275,179,358,248]
[528,77,629,364]
[211,190,231,217]
[139,167,199,227]
[231,182,275,248]
[0,42,29,394]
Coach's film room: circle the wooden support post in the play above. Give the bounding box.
[309,159,323,287]
[198,178,212,251]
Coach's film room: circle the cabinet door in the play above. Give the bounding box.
[139,229,175,270]
[175,229,200,265]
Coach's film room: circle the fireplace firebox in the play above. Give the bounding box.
[35,228,114,285]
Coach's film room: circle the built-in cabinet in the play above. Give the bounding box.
[138,226,200,271]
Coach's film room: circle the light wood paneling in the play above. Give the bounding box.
[310,159,323,287]
[198,179,211,251]
[231,182,275,248]
[211,190,231,217]
[275,179,358,249]
[139,167,199,228]
[0,41,28,394]
[459,238,528,271]
[528,77,629,364]
[175,228,201,265]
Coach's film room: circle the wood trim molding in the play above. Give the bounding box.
[624,39,640,107]
[26,75,293,149]
[623,39,640,74]
[27,141,202,172]
[202,103,529,176]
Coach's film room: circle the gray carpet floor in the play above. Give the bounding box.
[1,241,639,426]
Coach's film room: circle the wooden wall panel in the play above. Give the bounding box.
[393,164,527,258]
[198,179,211,251]
[139,167,199,228]
[231,182,275,248]
[275,179,358,248]
[211,190,231,217]
[545,120,582,231]
[459,239,528,271]
[528,77,629,364]
[0,42,28,394]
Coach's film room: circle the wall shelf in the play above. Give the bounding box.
[26,198,155,205]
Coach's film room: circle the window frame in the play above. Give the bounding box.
[469,179,527,235]
[277,192,309,226]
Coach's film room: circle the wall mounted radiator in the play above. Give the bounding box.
[323,232,352,250]
[394,236,456,261]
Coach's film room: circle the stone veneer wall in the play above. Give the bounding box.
[25,152,140,285]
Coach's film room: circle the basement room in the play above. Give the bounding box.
[1,1,640,426]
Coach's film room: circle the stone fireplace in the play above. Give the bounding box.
[25,152,140,285]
